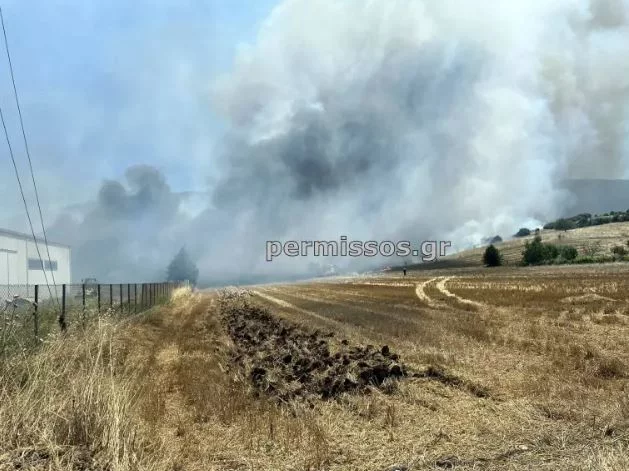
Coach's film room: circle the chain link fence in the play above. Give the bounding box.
[1,281,187,359]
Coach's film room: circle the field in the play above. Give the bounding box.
[3,265,629,470]
[243,264,629,469]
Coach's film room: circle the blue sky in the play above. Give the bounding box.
[0,0,278,231]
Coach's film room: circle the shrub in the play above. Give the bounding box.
[558,245,578,261]
[544,244,559,260]
[483,244,503,267]
[514,228,531,237]
[611,245,628,257]
[521,237,575,265]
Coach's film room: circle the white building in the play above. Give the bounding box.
[0,228,71,287]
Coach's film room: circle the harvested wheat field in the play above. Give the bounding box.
[4,266,629,470]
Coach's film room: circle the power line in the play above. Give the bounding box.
[0,104,57,309]
[0,6,61,309]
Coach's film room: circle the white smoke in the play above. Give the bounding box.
[46,0,629,283]
[203,0,629,277]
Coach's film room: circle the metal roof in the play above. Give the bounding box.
[0,228,71,249]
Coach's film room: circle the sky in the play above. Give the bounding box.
[1,0,629,285]
[0,0,276,225]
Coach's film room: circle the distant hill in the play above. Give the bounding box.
[443,221,629,267]
[562,179,629,215]
[399,179,629,271]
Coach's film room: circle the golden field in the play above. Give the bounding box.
[3,263,629,470]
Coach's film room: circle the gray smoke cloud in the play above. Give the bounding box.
[48,165,195,282]
[203,0,629,276]
[49,0,629,284]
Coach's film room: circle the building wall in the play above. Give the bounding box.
[24,240,71,286]
[0,233,25,285]
[0,232,71,286]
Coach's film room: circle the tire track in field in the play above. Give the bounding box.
[267,283,426,313]
[415,276,487,310]
[252,289,345,328]
[415,277,444,308]
[435,277,486,309]
[261,286,425,327]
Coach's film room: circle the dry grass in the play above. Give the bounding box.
[447,221,629,265]
[0,312,153,470]
[0,290,191,471]
[4,266,629,470]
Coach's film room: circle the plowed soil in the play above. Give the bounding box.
[220,298,410,402]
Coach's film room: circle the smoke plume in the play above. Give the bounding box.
[205,0,629,275]
[51,0,629,283]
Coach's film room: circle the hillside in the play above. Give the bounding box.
[446,221,629,266]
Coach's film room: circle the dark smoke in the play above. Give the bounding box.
[48,0,629,285]
[49,165,189,282]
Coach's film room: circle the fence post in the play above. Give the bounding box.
[134,284,137,313]
[127,283,130,314]
[59,284,67,332]
[97,284,101,313]
[119,283,123,314]
[33,284,39,342]
[110,284,113,310]
[82,283,86,327]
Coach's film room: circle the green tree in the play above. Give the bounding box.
[167,247,199,285]
[522,236,547,265]
[483,244,503,267]
[514,228,531,237]
[553,218,575,231]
